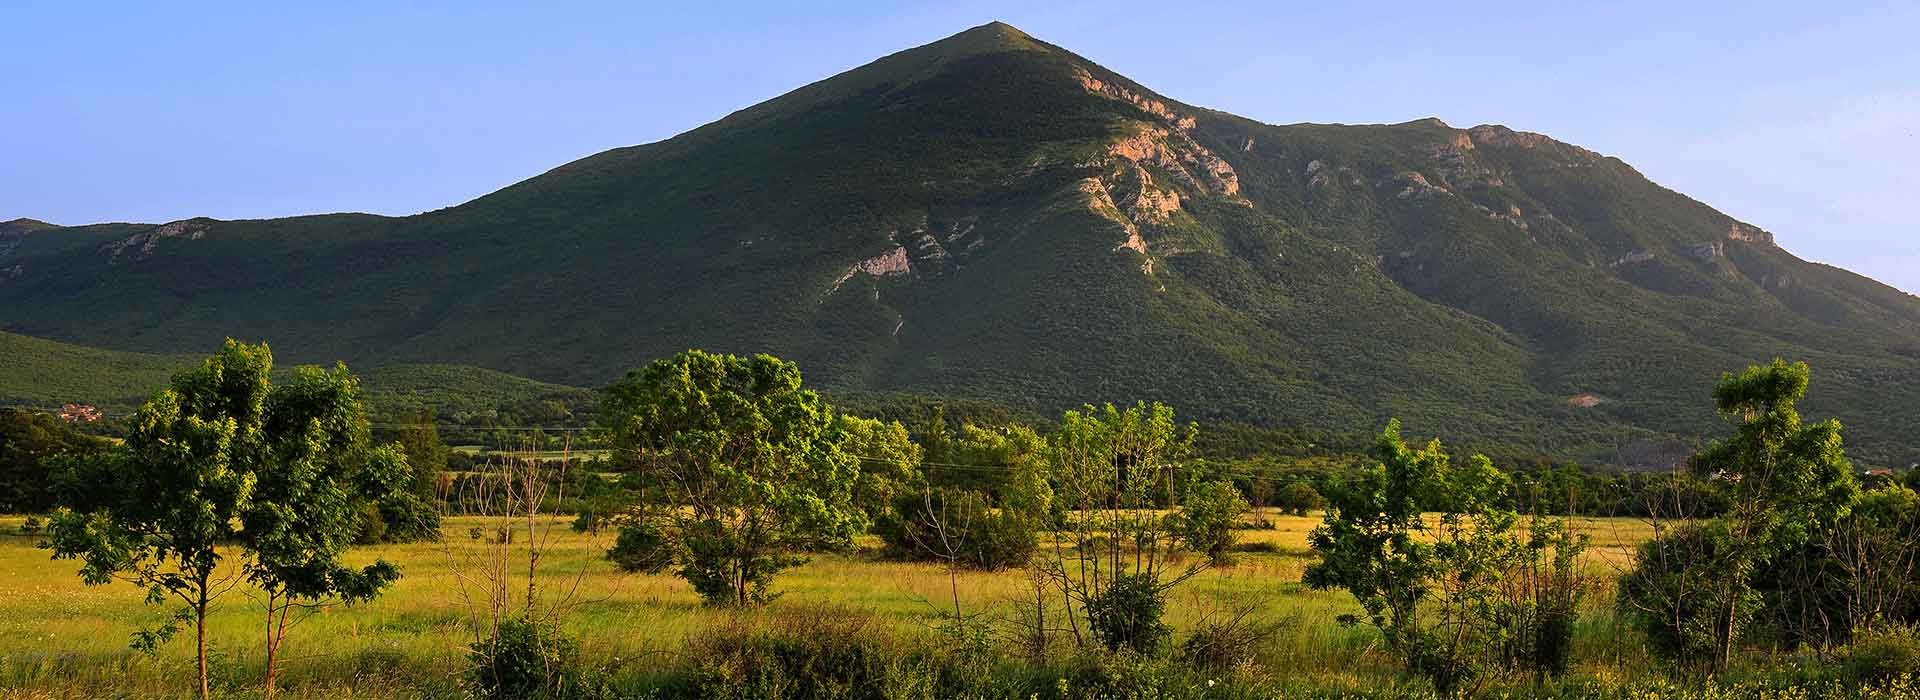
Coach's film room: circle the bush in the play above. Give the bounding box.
[378,493,443,543]
[18,514,43,535]
[608,519,674,574]
[1179,620,1273,673]
[1172,480,1249,564]
[1275,482,1325,516]
[1617,521,1755,667]
[1086,573,1172,654]
[1840,626,1920,685]
[1056,652,1246,700]
[684,605,941,700]
[877,487,1037,571]
[467,617,597,700]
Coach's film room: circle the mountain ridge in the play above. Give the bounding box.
[3,22,1915,465]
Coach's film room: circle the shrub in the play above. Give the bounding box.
[1056,652,1237,700]
[18,514,43,535]
[1275,482,1325,516]
[378,492,444,543]
[1179,620,1273,673]
[467,617,592,700]
[1086,573,1172,654]
[607,519,674,574]
[684,605,940,700]
[1840,626,1920,685]
[877,486,1037,571]
[1617,520,1756,667]
[1172,479,1250,564]
[1495,515,1588,681]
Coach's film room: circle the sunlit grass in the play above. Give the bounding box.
[0,510,1659,698]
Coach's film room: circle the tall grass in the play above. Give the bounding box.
[0,512,1686,698]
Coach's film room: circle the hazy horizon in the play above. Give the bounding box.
[4,1,1915,293]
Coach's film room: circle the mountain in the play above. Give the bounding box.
[0,330,582,421]
[3,23,1917,465]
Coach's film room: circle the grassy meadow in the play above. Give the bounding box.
[0,512,1666,699]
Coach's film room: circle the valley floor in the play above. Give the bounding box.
[0,512,1686,698]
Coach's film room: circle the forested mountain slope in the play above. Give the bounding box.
[4,23,1914,464]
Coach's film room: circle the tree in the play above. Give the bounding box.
[837,414,922,523]
[1033,402,1200,652]
[919,405,952,468]
[45,341,272,699]
[1276,481,1326,516]
[245,364,404,698]
[951,423,1054,521]
[1619,360,1860,672]
[1303,421,1525,699]
[879,485,1038,571]
[0,408,110,513]
[599,350,862,606]
[390,408,449,499]
[43,341,405,700]
[1172,479,1249,564]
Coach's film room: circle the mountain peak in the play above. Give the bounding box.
[947,21,1036,47]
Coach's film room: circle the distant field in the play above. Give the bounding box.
[0,511,1660,699]
[449,445,613,460]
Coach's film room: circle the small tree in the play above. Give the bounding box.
[880,485,1038,571]
[1618,360,1860,672]
[1304,420,1524,699]
[44,342,271,700]
[391,408,450,500]
[599,350,862,606]
[838,414,922,524]
[1276,481,1325,517]
[1172,479,1249,564]
[1033,402,1200,652]
[951,423,1055,525]
[43,340,406,700]
[245,364,406,698]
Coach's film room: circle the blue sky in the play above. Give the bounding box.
[4,1,1916,292]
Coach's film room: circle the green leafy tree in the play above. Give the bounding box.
[1035,401,1199,652]
[1303,421,1524,698]
[919,405,952,468]
[599,350,862,606]
[390,408,449,499]
[42,341,406,699]
[0,408,110,513]
[837,414,922,523]
[44,341,272,699]
[880,485,1038,571]
[1276,481,1326,517]
[1172,479,1249,564]
[1620,360,1860,672]
[951,423,1054,520]
[245,364,404,698]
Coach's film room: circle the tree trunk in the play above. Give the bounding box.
[265,595,277,700]
[196,596,210,700]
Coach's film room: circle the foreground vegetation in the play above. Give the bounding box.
[3,343,1918,699]
[0,515,1913,699]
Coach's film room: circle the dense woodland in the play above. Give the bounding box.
[3,340,1919,699]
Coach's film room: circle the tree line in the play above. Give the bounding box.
[7,342,1920,698]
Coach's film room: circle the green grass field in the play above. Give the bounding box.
[0,512,1665,699]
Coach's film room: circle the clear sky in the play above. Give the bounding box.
[4,1,1916,293]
